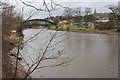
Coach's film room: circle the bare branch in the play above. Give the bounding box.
[42,50,64,61]
[22,10,38,24]
[23,29,43,44]
[36,57,76,69]
[19,51,31,69]
[23,31,57,79]
[20,0,47,11]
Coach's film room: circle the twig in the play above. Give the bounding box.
[23,31,57,79]
[23,29,43,44]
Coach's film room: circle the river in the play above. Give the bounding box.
[21,29,118,78]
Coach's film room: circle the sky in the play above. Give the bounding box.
[2,0,120,19]
[58,0,119,2]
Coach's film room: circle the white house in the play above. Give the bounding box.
[95,13,109,23]
[96,18,109,22]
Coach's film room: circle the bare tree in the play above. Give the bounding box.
[107,5,120,16]
[74,7,82,16]
[7,0,75,79]
[83,7,92,27]
[106,2,120,26]
[63,7,74,19]
[2,3,17,35]
[1,1,28,78]
[84,7,92,16]
[73,7,83,26]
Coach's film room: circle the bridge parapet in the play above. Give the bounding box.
[24,19,55,28]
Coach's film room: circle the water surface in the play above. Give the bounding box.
[21,29,118,78]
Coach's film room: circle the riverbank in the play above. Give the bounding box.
[2,31,27,79]
[48,26,120,35]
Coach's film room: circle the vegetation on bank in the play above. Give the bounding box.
[48,26,120,34]
[1,1,25,78]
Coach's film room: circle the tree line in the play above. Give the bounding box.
[47,2,120,30]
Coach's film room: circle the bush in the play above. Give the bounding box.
[95,21,114,30]
[117,26,120,32]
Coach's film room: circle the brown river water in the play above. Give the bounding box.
[20,29,118,78]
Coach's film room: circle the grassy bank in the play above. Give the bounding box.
[48,26,120,34]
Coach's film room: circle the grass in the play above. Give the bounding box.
[48,25,119,34]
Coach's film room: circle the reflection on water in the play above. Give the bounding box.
[21,29,118,78]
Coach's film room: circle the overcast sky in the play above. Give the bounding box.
[2,0,119,19]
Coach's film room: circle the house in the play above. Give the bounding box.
[79,22,94,27]
[58,20,74,26]
[96,18,109,22]
[95,13,109,23]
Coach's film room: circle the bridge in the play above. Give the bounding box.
[24,19,55,28]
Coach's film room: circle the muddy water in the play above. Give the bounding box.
[21,29,118,78]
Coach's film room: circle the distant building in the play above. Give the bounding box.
[94,8,97,15]
[58,20,74,26]
[95,13,109,23]
[81,22,94,27]
[93,9,109,22]
[96,17,109,22]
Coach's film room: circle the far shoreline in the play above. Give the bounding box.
[47,27,120,35]
[23,27,120,35]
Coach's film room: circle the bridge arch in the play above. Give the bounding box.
[24,19,55,28]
